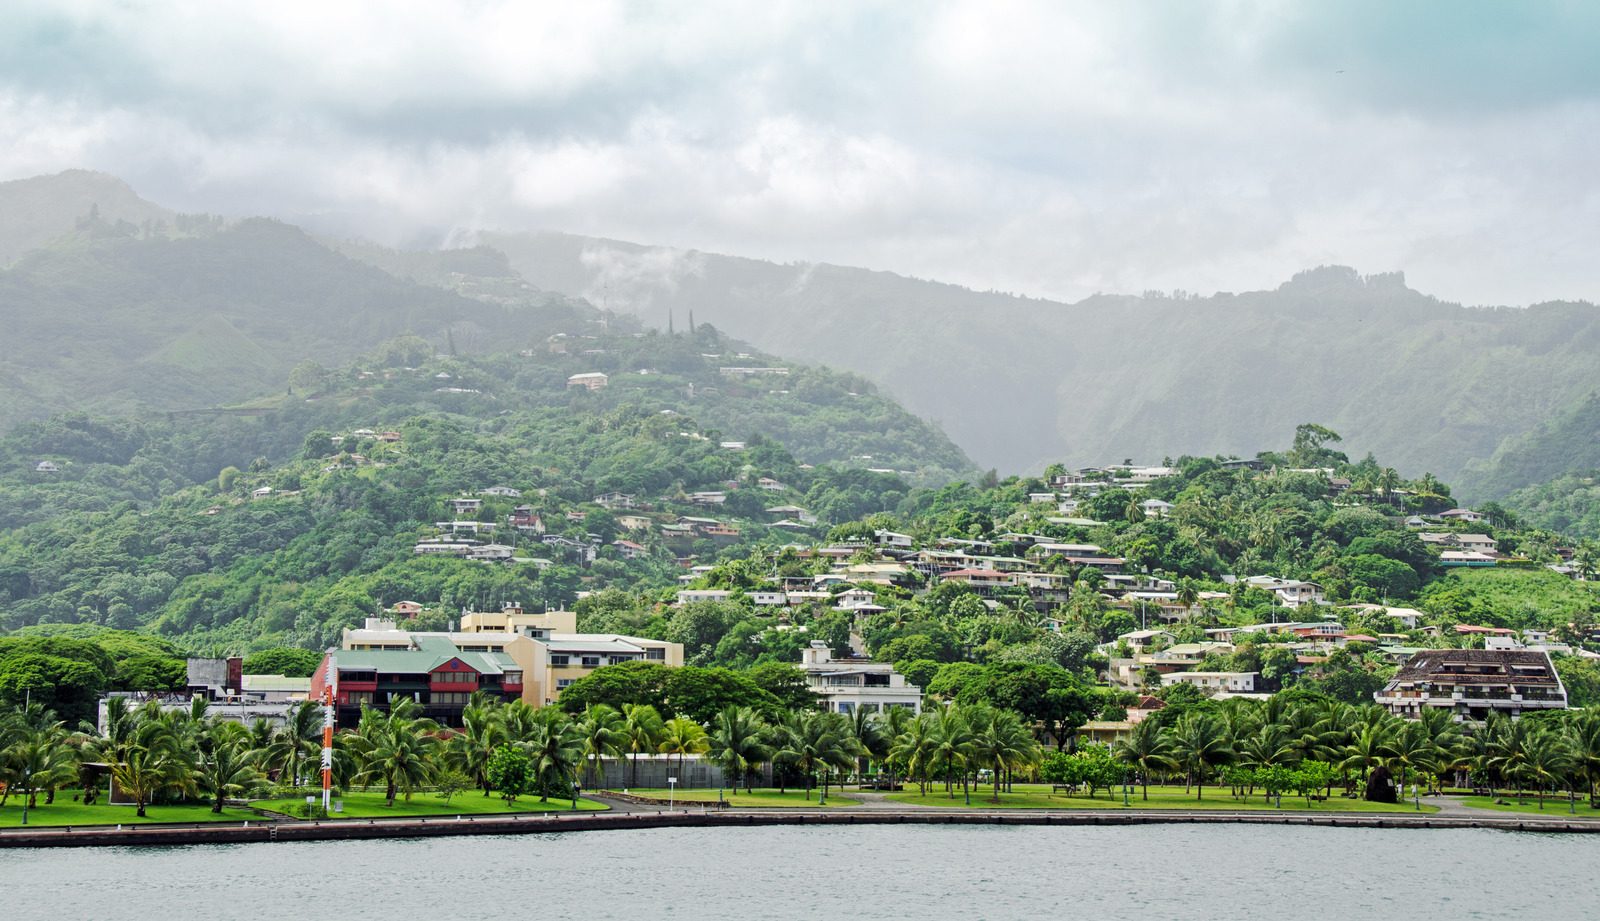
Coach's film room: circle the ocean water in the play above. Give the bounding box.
[3,824,1596,920]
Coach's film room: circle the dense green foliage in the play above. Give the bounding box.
[493,235,1600,491]
[1502,468,1600,539]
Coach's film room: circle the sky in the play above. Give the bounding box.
[2,1,1597,307]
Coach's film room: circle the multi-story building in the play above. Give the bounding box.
[1374,649,1567,722]
[797,642,922,716]
[316,607,683,725]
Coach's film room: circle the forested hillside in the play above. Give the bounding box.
[12,416,1600,724]
[0,216,598,431]
[486,232,1600,498]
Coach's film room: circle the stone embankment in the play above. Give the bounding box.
[4,806,1599,849]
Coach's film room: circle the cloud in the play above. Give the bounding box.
[1,1,1597,307]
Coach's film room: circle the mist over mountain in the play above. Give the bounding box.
[6,169,1600,503]
[0,172,971,481]
[0,170,174,264]
[483,231,1600,496]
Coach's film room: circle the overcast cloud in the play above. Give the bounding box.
[2,1,1597,306]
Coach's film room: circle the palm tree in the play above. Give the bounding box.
[1376,467,1401,504]
[927,704,976,801]
[499,700,542,743]
[621,704,665,788]
[708,706,771,792]
[446,693,507,796]
[888,713,939,795]
[1174,579,1201,620]
[1520,727,1575,809]
[966,707,1042,804]
[1166,712,1232,800]
[110,720,194,818]
[525,710,584,803]
[269,699,324,788]
[1338,720,1394,796]
[847,709,890,787]
[1483,716,1532,802]
[195,723,266,813]
[576,704,625,788]
[773,711,857,801]
[1114,718,1176,800]
[1566,712,1600,808]
[1234,724,1299,800]
[657,716,710,783]
[2,722,78,810]
[1381,721,1438,804]
[350,701,438,806]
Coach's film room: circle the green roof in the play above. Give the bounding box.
[334,642,509,676]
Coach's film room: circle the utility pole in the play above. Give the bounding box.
[20,688,31,825]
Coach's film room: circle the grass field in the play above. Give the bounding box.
[251,790,608,818]
[0,792,258,828]
[622,788,859,808]
[1455,794,1600,817]
[886,784,1439,814]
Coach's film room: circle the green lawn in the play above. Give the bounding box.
[0,792,258,828]
[251,790,608,818]
[886,784,1438,814]
[1455,794,1600,818]
[622,787,859,808]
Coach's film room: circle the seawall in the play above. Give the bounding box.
[4,808,1599,849]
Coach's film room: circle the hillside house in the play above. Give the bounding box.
[797,642,922,716]
[612,539,647,559]
[567,372,609,391]
[1141,498,1174,518]
[468,543,515,561]
[1374,649,1566,722]
[1161,671,1259,695]
[676,589,733,605]
[1440,550,1497,568]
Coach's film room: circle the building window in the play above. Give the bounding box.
[550,655,570,666]
[645,648,666,661]
[503,671,522,684]
[581,656,601,668]
[556,679,576,689]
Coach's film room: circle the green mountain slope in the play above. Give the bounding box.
[0,217,602,431]
[0,170,173,264]
[1459,390,1600,500]
[486,233,1600,491]
[0,376,922,651]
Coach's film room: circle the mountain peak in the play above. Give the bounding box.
[0,169,173,264]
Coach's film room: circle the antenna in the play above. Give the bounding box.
[321,653,337,812]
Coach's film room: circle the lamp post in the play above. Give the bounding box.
[19,688,30,826]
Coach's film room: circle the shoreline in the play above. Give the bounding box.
[4,806,1598,848]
